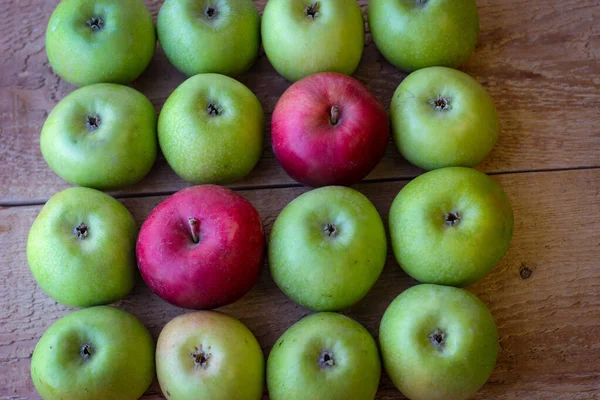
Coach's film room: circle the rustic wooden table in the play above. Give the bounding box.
[1,0,599,399]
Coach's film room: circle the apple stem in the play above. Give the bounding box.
[319,350,336,368]
[429,96,451,111]
[429,329,445,350]
[444,211,461,227]
[204,5,218,19]
[80,344,93,359]
[323,223,338,237]
[329,106,340,125]
[190,346,211,370]
[304,2,320,18]
[74,223,89,240]
[206,101,223,116]
[85,115,101,132]
[188,217,200,243]
[86,17,104,31]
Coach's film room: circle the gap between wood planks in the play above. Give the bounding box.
[1,165,599,208]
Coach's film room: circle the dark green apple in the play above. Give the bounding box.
[380,284,498,400]
[158,73,264,184]
[269,186,387,311]
[31,306,155,400]
[261,0,365,82]
[368,0,479,72]
[41,84,157,189]
[389,167,513,287]
[267,312,380,400]
[390,67,498,170]
[27,187,138,307]
[157,0,260,77]
[46,0,156,86]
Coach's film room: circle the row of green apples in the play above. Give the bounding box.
[47,0,479,86]
[31,286,497,400]
[30,170,509,400]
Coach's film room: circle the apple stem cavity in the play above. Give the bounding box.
[319,350,335,368]
[329,106,340,125]
[323,222,338,238]
[204,5,218,19]
[304,2,320,19]
[85,115,101,132]
[429,95,451,111]
[206,101,223,116]
[188,217,200,244]
[428,329,446,351]
[444,211,461,227]
[80,343,93,360]
[190,346,211,370]
[86,17,104,31]
[74,223,89,240]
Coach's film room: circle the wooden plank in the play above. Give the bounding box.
[1,0,599,204]
[1,169,598,399]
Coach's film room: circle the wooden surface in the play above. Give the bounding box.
[0,0,599,399]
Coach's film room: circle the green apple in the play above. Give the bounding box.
[261,0,365,82]
[41,83,157,189]
[269,186,386,311]
[267,312,380,400]
[389,167,513,287]
[390,67,498,170]
[380,284,498,400]
[46,0,156,87]
[31,306,155,400]
[157,0,260,77]
[27,187,138,307]
[156,311,264,400]
[368,0,479,72]
[158,73,264,184]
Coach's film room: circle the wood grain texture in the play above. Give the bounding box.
[1,169,599,399]
[0,0,599,204]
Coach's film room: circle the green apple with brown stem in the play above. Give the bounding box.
[31,306,155,400]
[389,167,514,287]
[27,187,138,307]
[46,0,156,86]
[267,312,380,400]
[380,284,498,400]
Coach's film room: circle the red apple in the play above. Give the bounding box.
[136,185,265,309]
[271,72,390,187]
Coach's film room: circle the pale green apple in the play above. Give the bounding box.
[269,186,386,311]
[261,0,365,82]
[380,284,498,400]
[158,73,264,184]
[390,67,498,170]
[368,0,479,72]
[156,311,264,400]
[267,312,380,400]
[31,306,155,400]
[46,0,156,87]
[27,187,138,307]
[41,83,157,189]
[389,167,513,287]
[157,0,260,77]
